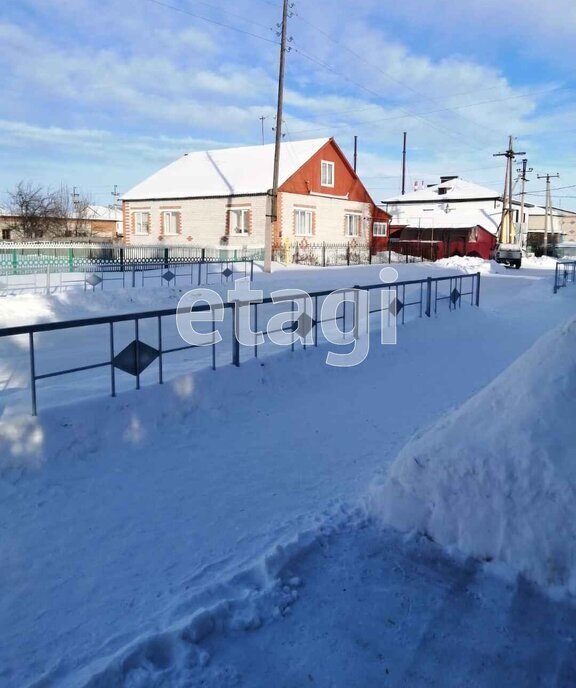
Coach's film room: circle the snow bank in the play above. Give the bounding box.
[435,255,494,274]
[523,255,558,269]
[370,314,576,595]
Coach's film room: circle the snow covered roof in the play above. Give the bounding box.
[123,138,330,201]
[384,177,502,204]
[84,205,122,222]
[391,207,500,234]
[527,205,576,217]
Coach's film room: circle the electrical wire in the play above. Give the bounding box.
[292,11,510,139]
[143,0,281,45]
[290,46,494,151]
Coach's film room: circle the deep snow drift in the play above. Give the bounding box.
[371,314,576,595]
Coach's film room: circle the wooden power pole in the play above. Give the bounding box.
[264,0,290,273]
[494,136,525,245]
[401,132,407,195]
[537,172,560,256]
[516,158,532,252]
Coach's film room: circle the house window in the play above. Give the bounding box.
[2,229,10,241]
[373,222,388,237]
[321,160,335,187]
[345,213,361,237]
[163,211,179,235]
[294,209,313,236]
[133,211,150,235]
[229,208,250,235]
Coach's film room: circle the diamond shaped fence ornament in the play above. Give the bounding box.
[296,312,314,338]
[450,288,461,305]
[389,298,403,316]
[113,340,159,376]
[222,267,233,279]
[282,320,299,334]
[85,273,103,287]
[162,270,175,282]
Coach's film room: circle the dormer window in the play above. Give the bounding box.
[321,160,334,187]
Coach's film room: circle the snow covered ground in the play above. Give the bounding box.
[371,314,576,596]
[1,258,575,687]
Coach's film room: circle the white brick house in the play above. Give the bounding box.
[122,138,390,251]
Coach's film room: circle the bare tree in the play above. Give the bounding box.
[55,185,93,238]
[4,182,93,240]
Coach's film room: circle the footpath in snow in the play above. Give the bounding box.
[1,259,575,687]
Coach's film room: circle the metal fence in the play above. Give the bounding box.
[271,241,431,267]
[0,258,254,295]
[0,272,481,415]
[553,260,576,294]
[0,243,264,273]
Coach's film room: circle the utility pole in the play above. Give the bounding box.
[111,184,120,208]
[401,132,407,195]
[264,0,291,273]
[537,172,560,256]
[72,186,80,210]
[516,159,532,252]
[493,136,525,245]
[259,116,266,145]
[353,135,358,173]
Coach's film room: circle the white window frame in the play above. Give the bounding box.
[294,208,313,236]
[345,213,361,237]
[321,160,335,188]
[229,208,250,235]
[162,210,179,235]
[133,211,150,236]
[373,221,388,237]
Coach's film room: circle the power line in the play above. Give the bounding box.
[518,183,576,196]
[143,0,281,45]
[284,83,565,130]
[290,45,489,151]
[284,86,563,138]
[179,0,275,33]
[293,11,508,139]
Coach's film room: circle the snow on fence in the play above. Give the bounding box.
[0,259,254,295]
[0,272,481,415]
[553,260,576,294]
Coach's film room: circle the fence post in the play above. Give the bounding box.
[250,260,254,282]
[425,277,432,317]
[11,248,17,275]
[553,263,559,294]
[46,263,51,295]
[120,247,124,272]
[475,271,481,307]
[201,248,206,262]
[131,265,136,288]
[295,242,299,264]
[346,244,350,266]
[322,242,326,267]
[68,247,74,272]
[163,247,169,269]
[232,304,240,367]
[29,332,37,416]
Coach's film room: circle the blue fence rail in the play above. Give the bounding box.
[0,272,481,415]
[553,260,576,294]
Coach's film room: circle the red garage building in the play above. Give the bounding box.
[382,222,497,261]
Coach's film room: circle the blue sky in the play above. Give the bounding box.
[1,0,576,208]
